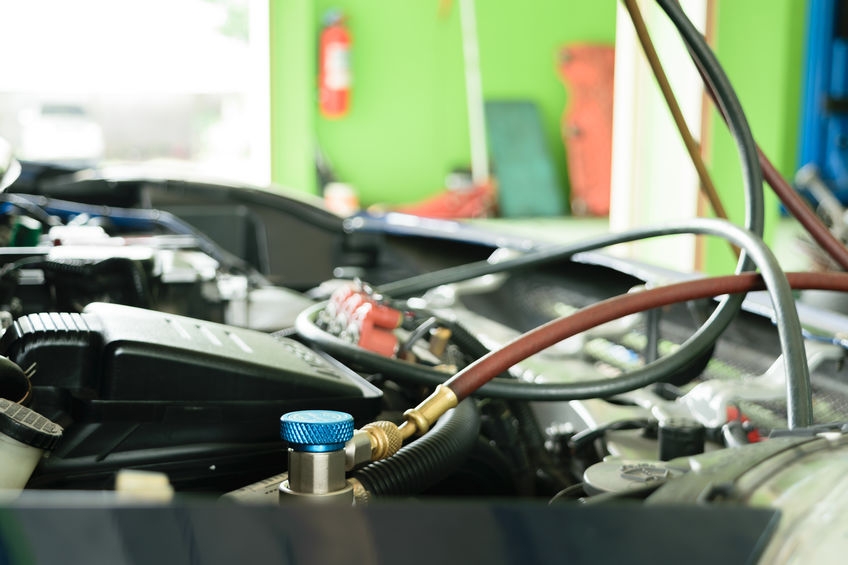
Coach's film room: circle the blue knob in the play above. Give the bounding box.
[280,410,354,452]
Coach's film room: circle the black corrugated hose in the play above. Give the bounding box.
[352,398,480,497]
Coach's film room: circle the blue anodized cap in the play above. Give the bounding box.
[280,410,355,452]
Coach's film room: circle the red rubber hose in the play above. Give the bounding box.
[759,150,848,271]
[445,271,848,401]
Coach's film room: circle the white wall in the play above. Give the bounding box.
[609,0,708,272]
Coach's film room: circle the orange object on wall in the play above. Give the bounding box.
[391,182,497,219]
[319,12,352,119]
[558,44,615,216]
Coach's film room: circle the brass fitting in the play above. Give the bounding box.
[350,385,458,465]
[362,420,403,461]
[428,327,452,357]
[399,384,458,439]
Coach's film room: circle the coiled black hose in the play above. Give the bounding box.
[352,399,480,497]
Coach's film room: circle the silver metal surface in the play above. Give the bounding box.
[345,430,372,471]
[278,479,354,504]
[288,449,347,494]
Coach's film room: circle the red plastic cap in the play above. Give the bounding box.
[358,326,398,357]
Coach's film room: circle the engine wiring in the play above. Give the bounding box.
[303,262,848,415]
[567,418,656,455]
[0,193,60,227]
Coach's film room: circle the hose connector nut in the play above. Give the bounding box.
[363,420,403,461]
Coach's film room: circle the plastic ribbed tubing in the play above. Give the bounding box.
[352,399,480,497]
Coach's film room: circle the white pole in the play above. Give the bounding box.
[458,0,489,186]
[609,0,706,271]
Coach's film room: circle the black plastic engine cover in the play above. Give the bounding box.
[0,303,382,491]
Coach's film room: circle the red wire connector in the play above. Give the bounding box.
[320,285,357,330]
[336,292,366,331]
[323,284,402,357]
[345,302,399,357]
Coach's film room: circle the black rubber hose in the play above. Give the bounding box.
[352,398,480,497]
[654,0,764,234]
[447,318,495,358]
[445,318,514,380]
[509,400,575,492]
[0,356,30,405]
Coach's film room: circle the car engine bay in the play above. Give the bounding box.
[0,159,846,563]
[2,2,848,563]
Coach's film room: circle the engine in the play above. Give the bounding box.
[0,189,846,563]
[1,1,847,561]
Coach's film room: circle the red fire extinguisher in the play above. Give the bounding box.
[319,10,351,119]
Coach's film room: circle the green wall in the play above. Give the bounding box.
[270,1,808,274]
[270,0,618,206]
[270,0,316,195]
[703,0,806,273]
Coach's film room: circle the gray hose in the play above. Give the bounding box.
[352,399,480,497]
[298,219,812,427]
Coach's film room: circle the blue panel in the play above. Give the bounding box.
[798,0,835,172]
[796,0,848,204]
[825,39,848,197]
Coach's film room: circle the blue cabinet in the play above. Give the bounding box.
[799,0,848,202]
